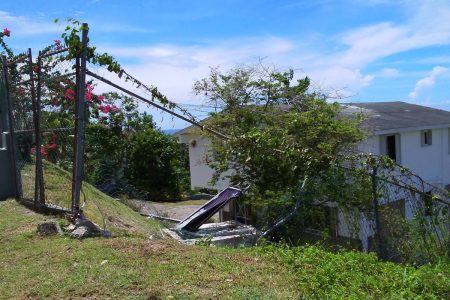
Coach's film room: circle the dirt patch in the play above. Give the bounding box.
[107,216,133,229]
[130,200,218,222]
[106,239,176,256]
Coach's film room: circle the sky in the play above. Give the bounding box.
[1,0,450,129]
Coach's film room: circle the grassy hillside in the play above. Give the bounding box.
[0,199,449,299]
[1,162,448,299]
[21,161,160,236]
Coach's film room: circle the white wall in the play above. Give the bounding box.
[398,128,450,187]
[357,135,380,155]
[358,128,450,187]
[177,132,230,191]
[179,126,450,190]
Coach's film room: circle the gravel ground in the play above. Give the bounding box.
[130,199,218,221]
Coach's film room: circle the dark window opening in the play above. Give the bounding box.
[423,191,433,216]
[386,135,397,161]
[421,129,432,146]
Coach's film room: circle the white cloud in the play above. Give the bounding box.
[408,66,448,99]
[96,37,296,102]
[0,10,150,37]
[0,10,60,35]
[379,68,400,78]
[86,0,450,109]
[335,0,450,68]
[4,0,449,124]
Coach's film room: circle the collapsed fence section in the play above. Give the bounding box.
[238,158,449,264]
[371,171,449,262]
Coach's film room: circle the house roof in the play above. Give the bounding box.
[341,101,450,134]
[174,101,450,136]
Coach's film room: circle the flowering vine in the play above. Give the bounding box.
[56,18,199,124]
[0,27,13,58]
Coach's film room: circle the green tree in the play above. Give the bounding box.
[194,65,365,234]
[125,129,189,201]
[84,93,189,201]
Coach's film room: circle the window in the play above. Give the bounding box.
[423,191,433,216]
[380,134,400,162]
[386,135,397,161]
[421,129,432,146]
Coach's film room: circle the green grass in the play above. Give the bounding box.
[0,200,299,299]
[21,161,161,236]
[2,162,449,299]
[1,200,449,299]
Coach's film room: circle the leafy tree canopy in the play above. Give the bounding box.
[195,65,365,195]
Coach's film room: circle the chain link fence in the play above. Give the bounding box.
[372,170,449,263]
[1,25,88,216]
[37,48,77,210]
[5,51,36,201]
[250,160,449,264]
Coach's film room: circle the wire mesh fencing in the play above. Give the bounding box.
[6,51,37,202]
[37,48,77,210]
[372,172,449,263]
[239,158,449,264]
[2,24,89,216]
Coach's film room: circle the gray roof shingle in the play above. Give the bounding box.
[175,101,450,136]
[341,101,450,134]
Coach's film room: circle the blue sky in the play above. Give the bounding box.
[1,0,450,129]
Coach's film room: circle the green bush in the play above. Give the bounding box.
[125,129,190,201]
[250,244,450,299]
[84,93,190,201]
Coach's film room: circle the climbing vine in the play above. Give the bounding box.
[56,18,199,124]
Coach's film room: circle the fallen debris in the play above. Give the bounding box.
[164,221,258,247]
[69,218,111,239]
[157,187,258,246]
[175,187,242,231]
[37,220,63,236]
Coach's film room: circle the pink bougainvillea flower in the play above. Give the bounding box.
[85,92,92,102]
[53,39,63,50]
[2,28,11,37]
[31,146,48,159]
[84,84,94,102]
[86,84,93,93]
[64,89,75,101]
[102,105,111,113]
[111,105,119,113]
[98,95,104,102]
[98,105,108,113]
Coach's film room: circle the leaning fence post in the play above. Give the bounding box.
[371,165,384,259]
[1,55,22,199]
[71,23,89,217]
[28,48,44,207]
[35,51,46,205]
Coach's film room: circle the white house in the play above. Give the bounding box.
[175,101,450,251]
[176,101,450,191]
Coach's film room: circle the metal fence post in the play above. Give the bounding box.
[1,55,22,199]
[28,49,39,207]
[371,166,384,259]
[71,23,89,216]
[34,50,45,205]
